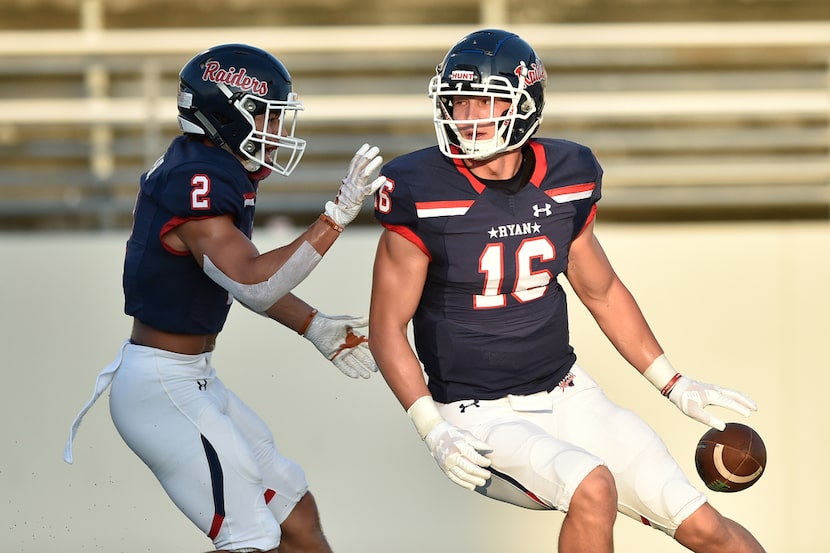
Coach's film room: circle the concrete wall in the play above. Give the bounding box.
[2,220,827,552]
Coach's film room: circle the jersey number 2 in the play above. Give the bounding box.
[475,237,555,309]
[191,174,211,210]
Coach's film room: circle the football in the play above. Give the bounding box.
[694,423,766,493]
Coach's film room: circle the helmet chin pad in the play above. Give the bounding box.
[240,156,262,172]
[449,119,511,160]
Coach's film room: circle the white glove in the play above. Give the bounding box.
[644,354,757,431]
[407,396,492,490]
[667,376,757,431]
[302,311,377,379]
[324,143,385,228]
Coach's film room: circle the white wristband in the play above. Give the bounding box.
[643,354,682,397]
[406,396,444,440]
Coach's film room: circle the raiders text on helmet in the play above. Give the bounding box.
[429,29,546,160]
[177,43,306,176]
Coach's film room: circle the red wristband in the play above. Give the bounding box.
[319,213,344,233]
[298,308,318,336]
[661,373,682,397]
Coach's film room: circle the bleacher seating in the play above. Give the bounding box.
[1,22,829,228]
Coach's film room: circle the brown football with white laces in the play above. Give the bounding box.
[695,423,766,492]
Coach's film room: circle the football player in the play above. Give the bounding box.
[65,43,384,553]
[368,29,766,553]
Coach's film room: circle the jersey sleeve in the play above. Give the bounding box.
[374,161,419,231]
[585,146,603,206]
[142,159,253,222]
[548,140,603,238]
[578,145,603,234]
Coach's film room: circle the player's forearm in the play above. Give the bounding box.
[255,213,342,270]
[215,220,334,287]
[213,217,342,314]
[304,214,344,254]
[257,216,340,268]
[264,293,314,332]
[588,278,664,372]
[379,359,429,410]
[368,331,429,410]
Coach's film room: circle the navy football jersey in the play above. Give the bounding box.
[123,135,261,334]
[375,139,602,403]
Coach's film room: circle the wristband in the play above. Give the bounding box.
[297,308,318,336]
[643,354,682,397]
[660,373,683,397]
[319,213,344,233]
[406,396,444,440]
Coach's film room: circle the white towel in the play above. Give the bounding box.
[63,340,129,464]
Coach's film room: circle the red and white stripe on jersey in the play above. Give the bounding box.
[416,200,476,218]
[546,182,595,203]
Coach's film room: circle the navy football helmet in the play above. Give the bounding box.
[177,43,306,175]
[429,29,546,160]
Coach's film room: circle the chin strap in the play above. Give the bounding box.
[193,110,226,148]
[191,109,268,175]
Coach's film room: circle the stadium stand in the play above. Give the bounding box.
[0,1,829,228]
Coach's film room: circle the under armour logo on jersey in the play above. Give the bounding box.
[532,203,552,217]
[197,379,208,391]
[458,400,480,413]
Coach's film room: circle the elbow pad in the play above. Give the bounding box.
[202,241,322,313]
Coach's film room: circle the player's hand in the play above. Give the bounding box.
[424,421,492,490]
[302,311,377,379]
[643,354,757,431]
[324,143,385,228]
[667,376,757,431]
[407,396,491,491]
